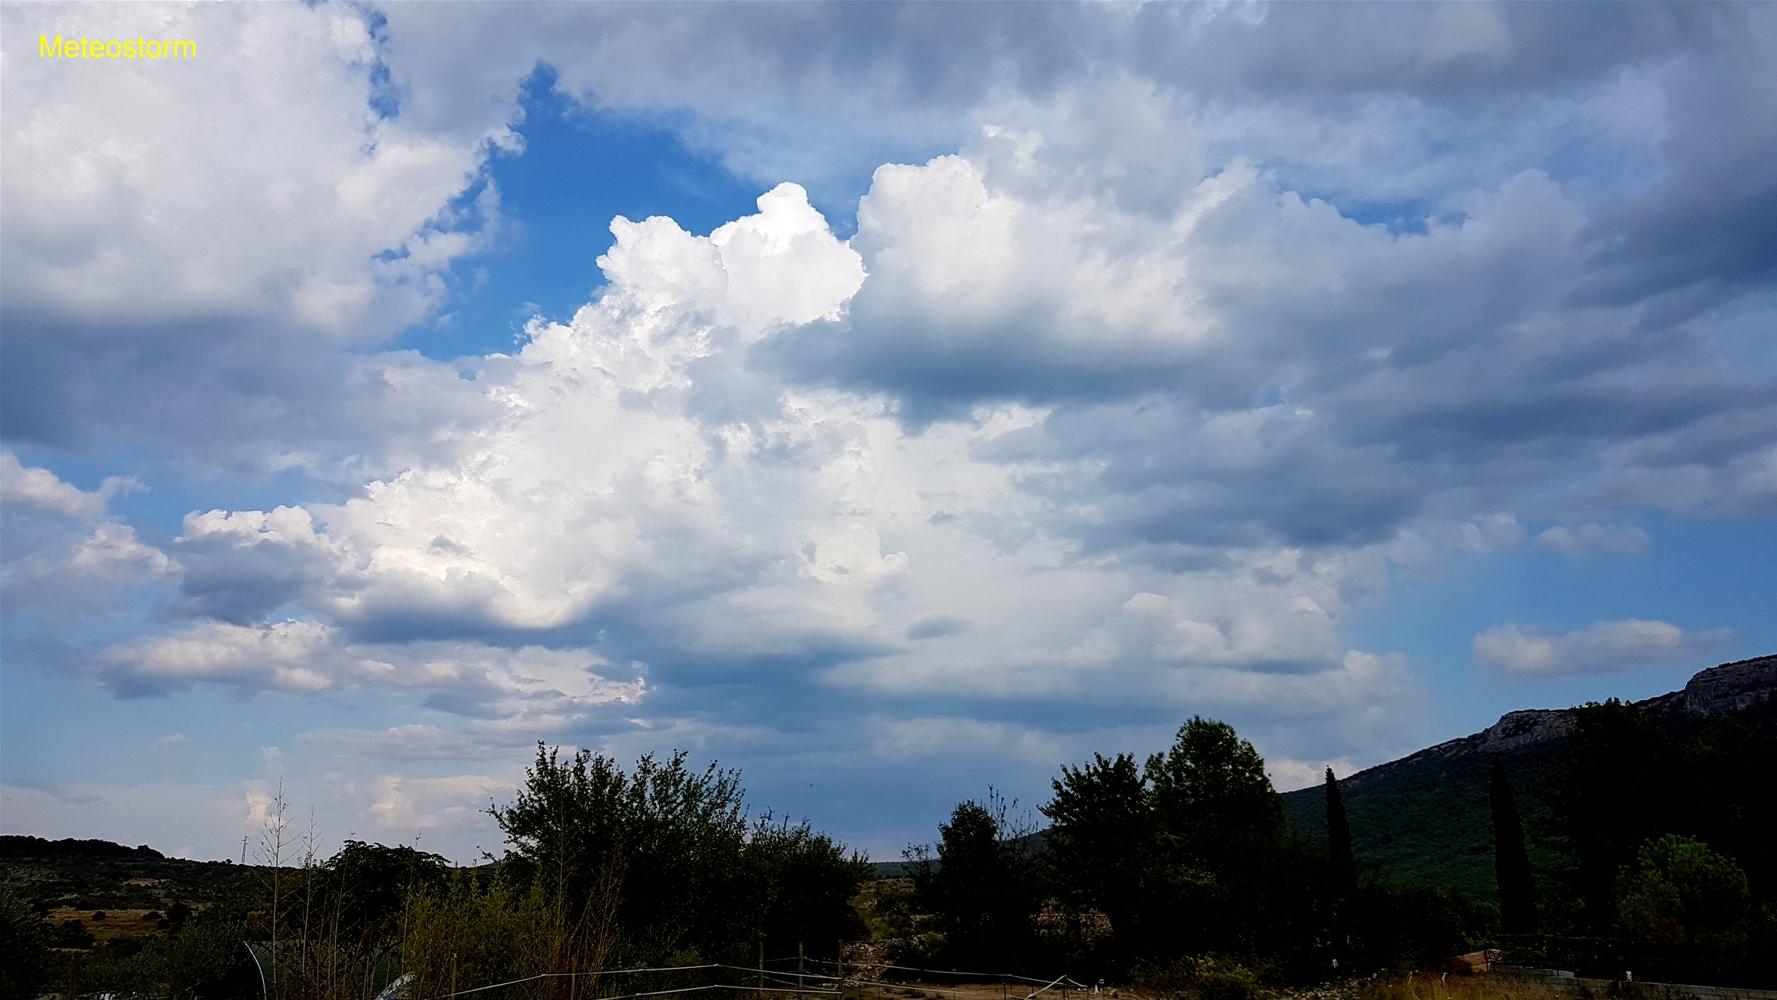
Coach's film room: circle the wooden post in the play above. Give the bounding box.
[451,951,458,1000]
[798,942,805,992]
[837,945,844,999]
[67,950,79,1000]
[758,939,765,1000]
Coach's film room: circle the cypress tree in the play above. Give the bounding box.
[1490,756,1539,935]
[1325,767,1356,897]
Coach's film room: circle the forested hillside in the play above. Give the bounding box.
[1281,655,1777,899]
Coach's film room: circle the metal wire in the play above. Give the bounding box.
[416,954,1084,1000]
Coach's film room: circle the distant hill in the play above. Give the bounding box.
[0,836,165,861]
[1280,654,1777,900]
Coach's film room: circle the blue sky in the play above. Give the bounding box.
[2,2,1775,863]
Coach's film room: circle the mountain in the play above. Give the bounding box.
[1279,654,1777,900]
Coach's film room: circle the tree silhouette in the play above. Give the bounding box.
[1325,767,1357,899]
[1489,756,1538,935]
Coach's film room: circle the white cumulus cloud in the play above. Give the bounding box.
[1473,619,1731,676]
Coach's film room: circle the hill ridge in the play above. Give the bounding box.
[1279,652,1776,898]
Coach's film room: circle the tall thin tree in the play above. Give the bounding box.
[1324,767,1357,899]
[1489,756,1538,935]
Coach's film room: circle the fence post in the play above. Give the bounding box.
[798,942,805,991]
[759,939,765,1000]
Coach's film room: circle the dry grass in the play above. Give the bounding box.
[44,906,166,944]
[1291,975,1581,1000]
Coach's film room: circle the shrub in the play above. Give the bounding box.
[1615,834,1750,976]
[1136,956,1268,1000]
[400,868,617,1000]
[1,888,49,1000]
[50,920,97,948]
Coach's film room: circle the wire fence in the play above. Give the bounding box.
[414,955,1096,1000]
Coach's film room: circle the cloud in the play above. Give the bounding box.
[96,621,647,723]
[371,3,1756,206]
[1473,619,1732,676]
[6,1,1776,863]
[0,2,503,470]
[1266,756,1360,794]
[1534,523,1651,557]
[1,451,131,519]
[88,126,1767,785]
[0,454,174,617]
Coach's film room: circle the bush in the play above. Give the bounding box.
[51,920,97,948]
[1136,956,1268,1000]
[400,869,616,1000]
[1615,834,1750,978]
[81,920,245,1000]
[1,888,49,1000]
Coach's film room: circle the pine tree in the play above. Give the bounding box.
[1490,756,1538,935]
[1325,767,1357,898]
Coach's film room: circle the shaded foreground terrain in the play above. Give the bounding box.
[4,655,1774,1000]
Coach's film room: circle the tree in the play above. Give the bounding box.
[911,789,1041,969]
[1542,699,1682,929]
[1146,717,1284,873]
[0,887,48,1000]
[743,815,872,957]
[1489,757,1537,935]
[1043,752,1155,959]
[1325,768,1356,900]
[1616,834,1750,974]
[1141,718,1287,958]
[490,743,748,962]
[323,840,450,950]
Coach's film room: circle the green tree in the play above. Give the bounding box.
[743,814,872,957]
[1542,699,1682,929]
[0,887,48,1000]
[1146,717,1285,874]
[1043,752,1154,951]
[1141,717,1287,959]
[323,840,449,942]
[911,790,1041,969]
[1489,757,1538,935]
[490,744,750,962]
[1325,767,1356,900]
[1616,835,1750,972]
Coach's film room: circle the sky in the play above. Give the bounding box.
[2,1,1774,865]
